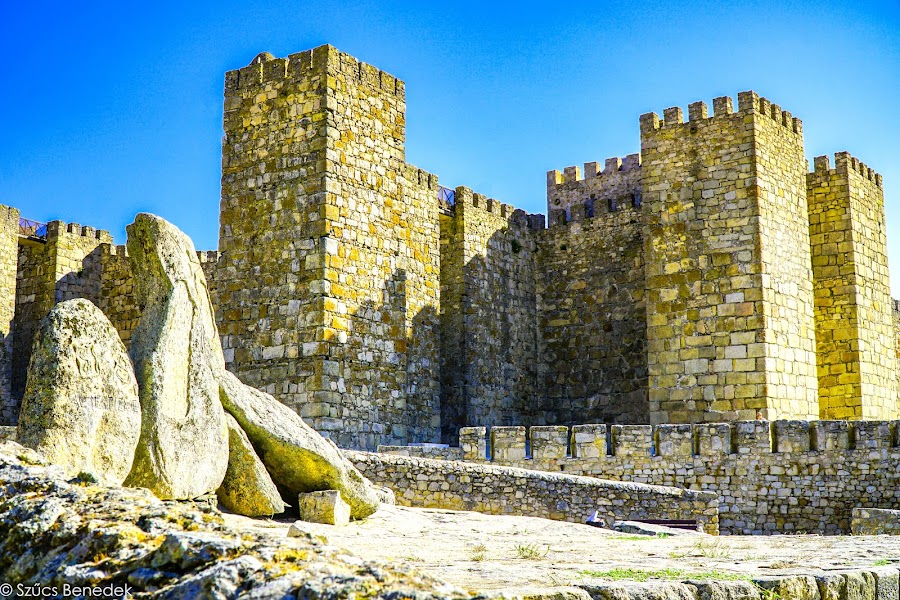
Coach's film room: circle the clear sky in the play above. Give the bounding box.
[2,1,899,290]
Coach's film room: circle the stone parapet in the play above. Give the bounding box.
[348,450,719,534]
[377,420,900,534]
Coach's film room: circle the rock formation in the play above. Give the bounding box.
[123,213,230,500]
[219,370,381,520]
[16,298,140,485]
[216,413,286,517]
[0,441,466,599]
[123,212,380,517]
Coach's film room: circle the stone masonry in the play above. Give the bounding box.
[383,419,900,535]
[808,153,897,419]
[0,45,897,452]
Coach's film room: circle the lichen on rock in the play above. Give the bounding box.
[216,413,286,518]
[219,370,381,520]
[0,441,469,599]
[123,213,229,500]
[16,298,140,485]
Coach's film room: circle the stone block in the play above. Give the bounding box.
[571,424,607,459]
[873,567,899,600]
[775,420,812,453]
[611,425,652,457]
[733,420,772,453]
[656,424,694,457]
[460,427,487,461]
[855,421,894,450]
[696,423,731,456]
[814,420,851,451]
[491,426,527,462]
[530,426,569,460]
[297,490,350,526]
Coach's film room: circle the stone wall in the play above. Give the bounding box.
[536,201,647,425]
[347,450,719,533]
[438,188,541,442]
[0,208,19,424]
[11,241,51,410]
[808,153,897,419]
[97,245,139,346]
[420,422,900,535]
[545,153,641,223]
[218,46,441,450]
[851,507,900,535]
[641,93,818,424]
[10,221,116,420]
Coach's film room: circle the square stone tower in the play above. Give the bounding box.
[218,45,441,449]
[641,92,819,424]
[807,152,898,419]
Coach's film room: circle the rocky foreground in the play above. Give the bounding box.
[0,441,466,599]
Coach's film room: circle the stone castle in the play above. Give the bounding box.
[0,44,896,450]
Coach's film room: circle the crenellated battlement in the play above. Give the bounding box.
[810,152,885,189]
[640,91,802,136]
[547,153,641,188]
[45,220,112,243]
[450,186,543,230]
[225,45,403,100]
[458,420,900,462]
[546,197,642,228]
[196,250,219,264]
[402,164,440,191]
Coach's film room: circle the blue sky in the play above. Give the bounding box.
[2,1,899,290]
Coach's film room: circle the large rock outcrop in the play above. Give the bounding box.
[124,213,229,500]
[0,441,467,599]
[16,299,140,485]
[219,370,381,520]
[216,413,286,517]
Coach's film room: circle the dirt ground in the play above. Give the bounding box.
[223,504,900,594]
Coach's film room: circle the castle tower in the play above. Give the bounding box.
[807,153,897,419]
[641,93,818,423]
[218,46,441,449]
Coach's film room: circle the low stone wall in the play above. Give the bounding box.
[377,444,463,460]
[577,568,900,600]
[347,451,719,534]
[852,507,900,535]
[382,420,900,535]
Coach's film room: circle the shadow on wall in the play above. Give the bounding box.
[438,208,542,445]
[329,267,441,449]
[439,202,651,445]
[10,243,136,420]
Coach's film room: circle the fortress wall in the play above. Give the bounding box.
[321,50,441,448]
[535,205,648,425]
[438,205,466,442]
[438,188,542,443]
[10,221,113,419]
[0,207,20,423]
[640,94,817,424]
[219,46,441,449]
[347,449,719,533]
[97,245,139,346]
[218,48,333,428]
[12,242,51,412]
[546,152,642,218]
[808,153,896,419]
[431,422,900,535]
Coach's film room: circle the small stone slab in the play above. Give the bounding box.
[297,490,350,526]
